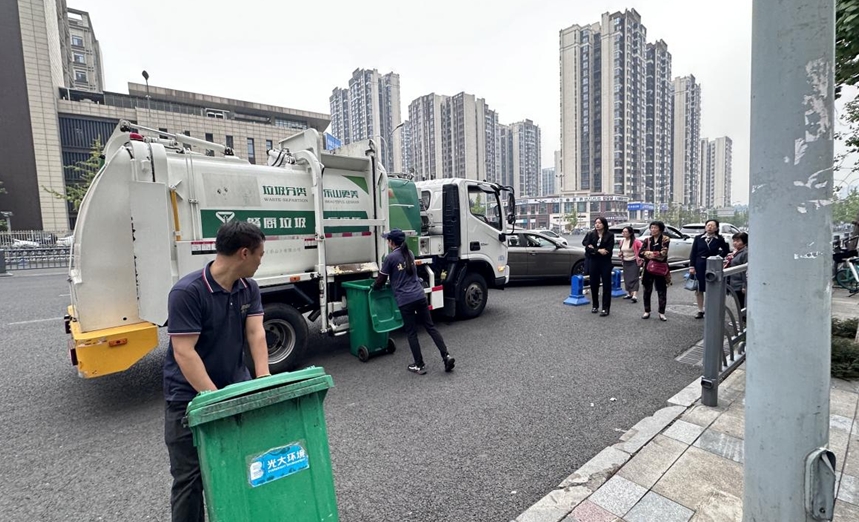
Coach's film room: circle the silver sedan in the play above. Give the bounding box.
[507,231,586,282]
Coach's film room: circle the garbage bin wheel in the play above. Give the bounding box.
[357,346,370,362]
[386,338,396,354]
[263,303,309,374]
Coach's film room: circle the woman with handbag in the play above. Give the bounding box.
[618,226,642,302]
[639,221,671,321]
[583,216,615,316]
[688,220,730,319]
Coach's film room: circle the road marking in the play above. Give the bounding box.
[7,317,63,325]
[5,271,67,278]
[58,293,70,297]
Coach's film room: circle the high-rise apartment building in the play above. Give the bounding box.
[449,92,492,181]
[672,75,702,206]
[498,124,514,188]
[700,136,732,208]
[399,120,413,175]
[511,120,542,198]
[65,8,103,93]
[329,68,401,172]
[408,93,448,181]
[560,9,648,201]
[646,40,673,207]
[541,167,556,196]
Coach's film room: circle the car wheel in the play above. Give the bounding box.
[571,260,585,277]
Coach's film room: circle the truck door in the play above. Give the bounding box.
[465,185,504,256]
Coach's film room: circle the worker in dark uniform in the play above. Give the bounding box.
[163,221,270,522]
[374,229,455,375]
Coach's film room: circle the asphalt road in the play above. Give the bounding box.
[0,270,702,522]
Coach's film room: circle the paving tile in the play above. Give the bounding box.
[613,406,686,455]
[709,409,745,441]
[515,486,592,522]
[558,447,630,490]
[625,491,693,522]
[653,446,744,511]
[834,499,859,521]
[830,387,859,419]
[669,380,702,407]
[716,387,742,406]
[832,414,855,434]
[693,429,744,464]
[663,420,706,445]
[831,428,851,470]
[680,404,725,428]
[720,370,745,392]
[838,473,859,505]
[842,437,859,477]
[618,435,688,488]
[690,490,743,522]
[832,378,859,394]
[588,476,648,518]
[566,500,617,522]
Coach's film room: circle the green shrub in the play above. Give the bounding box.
[832,336,859,379]
[832,317,859,339]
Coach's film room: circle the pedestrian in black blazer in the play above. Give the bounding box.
[688,219,730,318]
[583,217,615,316]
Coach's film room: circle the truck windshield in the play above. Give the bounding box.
[468,186,502,230]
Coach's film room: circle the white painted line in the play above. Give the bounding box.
[58,293,70,297]
[5,271,67,278]
[7,317,63,325]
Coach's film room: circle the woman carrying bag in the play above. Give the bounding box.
[618,226,643,302]
[639,221,671,321]
[688,219,730,319]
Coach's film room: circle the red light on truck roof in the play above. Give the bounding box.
[129,133,144,141]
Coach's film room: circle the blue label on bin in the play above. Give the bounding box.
[248,442,309,488]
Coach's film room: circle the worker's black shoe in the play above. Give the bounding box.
[408,363,427,375]
[443,355,456,373]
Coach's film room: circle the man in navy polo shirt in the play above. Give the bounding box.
[163,221,270,522]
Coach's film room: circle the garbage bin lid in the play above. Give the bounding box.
[186,366,328,414]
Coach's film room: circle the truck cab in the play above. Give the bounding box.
[416,179,512,318]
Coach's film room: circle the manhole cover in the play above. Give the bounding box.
[665,304,699,315]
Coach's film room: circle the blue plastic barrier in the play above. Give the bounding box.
[563,274,590,306]
[611,269,627,297]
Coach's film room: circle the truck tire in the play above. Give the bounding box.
[263,303,309,374]
[456,272,487,319]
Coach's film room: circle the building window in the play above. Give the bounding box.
[266,139,273,151]
[205,133,214,156]
[225,135,234,149]
[74,70,87,82]
[159,127,168,139]
[247,138,255,164]
[73,53,86,64]
[183,130,191,150]
[71,35,84,47]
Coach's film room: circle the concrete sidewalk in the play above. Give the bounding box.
[513,289,859,522]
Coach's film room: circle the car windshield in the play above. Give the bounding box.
[526,235,555,248]
[681,225,705,234]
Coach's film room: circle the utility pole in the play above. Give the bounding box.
[745,0,836,520]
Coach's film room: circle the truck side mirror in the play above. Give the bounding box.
[507,213,515,225]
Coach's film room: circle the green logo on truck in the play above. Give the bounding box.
[201,209,371,237]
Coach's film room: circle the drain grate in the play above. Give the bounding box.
[676,342,704,366]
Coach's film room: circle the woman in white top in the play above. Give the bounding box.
[618,226,643,303]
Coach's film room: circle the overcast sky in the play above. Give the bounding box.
[73,0,763,203]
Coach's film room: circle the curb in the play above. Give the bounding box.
[511,375,703,522]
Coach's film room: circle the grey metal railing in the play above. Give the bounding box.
[701,255,748,406]
[2,247,70,271]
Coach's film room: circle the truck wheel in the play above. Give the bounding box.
[263,303,309,374]
[456,272,487,319]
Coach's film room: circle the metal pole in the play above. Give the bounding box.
[701,256,725,406]
[745,0,835,520]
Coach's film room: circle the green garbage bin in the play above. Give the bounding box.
[341,279,403,362]
[186,367,338,521]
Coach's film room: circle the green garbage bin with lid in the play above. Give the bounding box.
[341,279,403,362]
[186,366,338,521]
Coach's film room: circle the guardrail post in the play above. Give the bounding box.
[701,256,725,406]
[0,250,10,277]
[563,274,590,306]
[610,269,627,297]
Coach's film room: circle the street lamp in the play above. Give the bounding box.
[141,70,151,113]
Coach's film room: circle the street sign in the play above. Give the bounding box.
[323,133,342,150]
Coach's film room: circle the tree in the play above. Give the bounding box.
[834,187,859,224]
[44,138,103,211]
[837,0,859,97]
[563,212,578,233]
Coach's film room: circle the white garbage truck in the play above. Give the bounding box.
[63,121,514,378]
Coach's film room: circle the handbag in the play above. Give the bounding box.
[646,259,670,277]
[684,276,698,291]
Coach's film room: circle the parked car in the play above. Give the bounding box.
[609,222,693,267]
[534,229,569,246]
[507,231,585,282]
[11,239,39,248]
[681,222,741,245]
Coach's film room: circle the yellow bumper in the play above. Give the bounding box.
[66,306,159,378]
